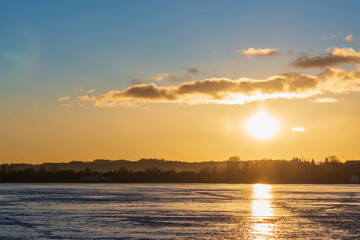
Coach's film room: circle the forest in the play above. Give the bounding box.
[0,156,359,183]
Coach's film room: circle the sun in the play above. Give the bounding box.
[246,111,279,140]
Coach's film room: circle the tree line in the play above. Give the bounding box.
[1,156,359,183]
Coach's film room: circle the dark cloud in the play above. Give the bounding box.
[168,74,190,83]
[187,68,200,75]
[290,48,360,68]
[114,84,176,100]
[131,78,144,85]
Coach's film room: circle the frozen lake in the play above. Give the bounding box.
[0,183,359,239]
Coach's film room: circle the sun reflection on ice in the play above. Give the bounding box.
[253,184,273,217]
[253,184,272,200]
[251,184,275,239]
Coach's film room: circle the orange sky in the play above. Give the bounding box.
[1,1,360,163]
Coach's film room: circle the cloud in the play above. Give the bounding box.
[292,127,306,132]
[58,96,70,102]
[150,73,169,81]
[233,60,242,65]
[131,78,144,85]
[311,98,338,103]
[187,68,200,75]
[76,95,91,102]
[73,88,96,93]
[168,74,190,82]
[76,67,360,107]
[290,47,360,68]
[150,72,193,83]
[86,89,95,93]
[346,34,354,42]
[164,74,190,83]
[78,72,323,107]
[318,67,360,93]
[242,48,279,58]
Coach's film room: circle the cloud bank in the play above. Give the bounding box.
[290,47,360,68]
[75,67,360,107]
[77,73,319,106]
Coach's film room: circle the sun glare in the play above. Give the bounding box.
[246,111,279,140]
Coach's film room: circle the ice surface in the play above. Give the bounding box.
[0,184,359,239]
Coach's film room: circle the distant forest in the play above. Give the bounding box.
[1,156,360,183]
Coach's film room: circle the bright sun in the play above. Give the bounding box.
[246,111,279,140]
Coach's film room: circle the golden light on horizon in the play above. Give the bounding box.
[246,111,279,140]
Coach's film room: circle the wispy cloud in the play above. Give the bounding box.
[168,74,190,83]
[131,78,144,85]
[290,47,360,68]
[241,48,279,58]
[233,60,242,65]
[86,89,95,93]
[311,97,338,103]
[151,73,191,83]
[76,95,91,102]
[346,33,355,42]
[150,73,169,81]
[187,68,200,75]
[73,88,96,93]
[58,96,70,102]
[292,127,306,132]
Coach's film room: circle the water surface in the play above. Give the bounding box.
[0,184,359,239]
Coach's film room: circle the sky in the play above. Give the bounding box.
[1,0,360,163]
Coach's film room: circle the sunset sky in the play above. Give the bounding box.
[1,1,360,163]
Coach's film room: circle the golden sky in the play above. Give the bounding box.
[1,1,360,163]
